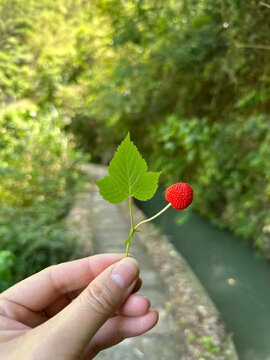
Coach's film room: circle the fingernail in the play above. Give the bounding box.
[111,257,139,289]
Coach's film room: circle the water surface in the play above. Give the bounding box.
[137,191,270,360]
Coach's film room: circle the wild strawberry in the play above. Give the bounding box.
[165,182,193,210]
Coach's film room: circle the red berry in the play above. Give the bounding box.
[165,182,193,210]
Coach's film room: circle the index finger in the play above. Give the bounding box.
[2,253,125,311]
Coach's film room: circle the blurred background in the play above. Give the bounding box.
[1,0,270,357]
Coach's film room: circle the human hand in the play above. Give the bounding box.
[0,254,158,359]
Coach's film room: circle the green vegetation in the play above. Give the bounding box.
[95,133,161,205]
[0,102,84,291]
[1,0,270,290]
[0,0,86,290]
[63,0,270,252]
[201,336,220,354]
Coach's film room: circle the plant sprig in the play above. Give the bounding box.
[95,133,161,255]
[95,133,193,256]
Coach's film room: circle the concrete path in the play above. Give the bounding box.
[85,164,182,360]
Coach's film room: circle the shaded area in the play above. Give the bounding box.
[137,190,270,360]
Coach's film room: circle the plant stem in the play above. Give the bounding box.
[126,197,134,257]
[125,200,172,257]
[129,196,134,228]
[125,241,131,257]
[134,203,172,230]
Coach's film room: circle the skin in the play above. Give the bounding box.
[0,254,158,359]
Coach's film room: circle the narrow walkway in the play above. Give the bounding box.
[86,164,182,359]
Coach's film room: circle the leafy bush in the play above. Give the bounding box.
[0,102,84,291]
[150,114,270,248]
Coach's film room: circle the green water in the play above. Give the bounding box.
[137,191,270,360]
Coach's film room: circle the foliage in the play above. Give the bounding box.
[0,102,84,291]
[0,0,90,291]
[58,0,270,252]
[0,251,16,291]
[95,133,160,204]
[1,0,270,257]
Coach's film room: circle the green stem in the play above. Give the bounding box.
[129,196,134,228]
[126,197,134,257]
[125,200,172,257]
[125,241,131,257]
[134,203,172,230]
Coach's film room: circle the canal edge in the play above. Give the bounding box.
[129,195,239,360]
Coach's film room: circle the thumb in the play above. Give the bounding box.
[37,257,139,355]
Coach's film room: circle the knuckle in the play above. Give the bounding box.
[84,281,117,316]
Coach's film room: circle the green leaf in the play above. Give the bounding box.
[95,176,127,204]
[132,172,160,201]
[95,133,161,204]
